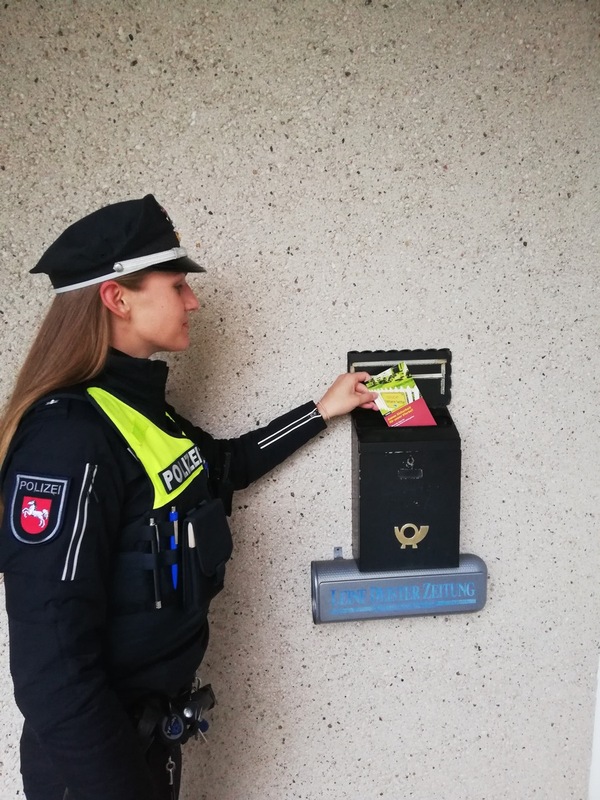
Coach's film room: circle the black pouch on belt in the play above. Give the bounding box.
[182,499,233,604]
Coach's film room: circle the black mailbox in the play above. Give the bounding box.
[348,349,460,573]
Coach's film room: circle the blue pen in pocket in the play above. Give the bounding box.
[169,506,179,589]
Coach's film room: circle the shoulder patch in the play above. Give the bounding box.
[9,473,70,544]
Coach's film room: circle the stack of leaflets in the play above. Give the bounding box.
[365,362,436,428]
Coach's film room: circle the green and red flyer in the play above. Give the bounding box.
[365,362,436,427]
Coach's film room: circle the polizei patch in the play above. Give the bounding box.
[159,445,204,493]
[10,474,69,544]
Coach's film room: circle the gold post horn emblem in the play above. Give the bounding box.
[394,523,429,549]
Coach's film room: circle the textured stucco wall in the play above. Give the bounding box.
[1,1,599,798]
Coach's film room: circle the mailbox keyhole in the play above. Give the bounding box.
[397,456,423,480]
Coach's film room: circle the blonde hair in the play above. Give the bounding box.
[0,272,147,515]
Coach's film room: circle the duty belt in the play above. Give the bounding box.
[134,683,216,753]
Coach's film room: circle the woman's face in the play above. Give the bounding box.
[119,270,200,358]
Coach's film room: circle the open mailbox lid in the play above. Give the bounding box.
[348,349,457,442]
[347,348,452,408]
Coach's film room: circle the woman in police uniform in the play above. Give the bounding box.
[0,195,376,800]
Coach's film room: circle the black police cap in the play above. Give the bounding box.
[31,194,205,293]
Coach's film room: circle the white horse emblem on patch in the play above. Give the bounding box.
[22,500,50,528]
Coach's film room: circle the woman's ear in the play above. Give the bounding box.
[99,281,130,319]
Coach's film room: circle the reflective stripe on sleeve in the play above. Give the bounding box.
[61,463,98,582]
[257,407,321,450]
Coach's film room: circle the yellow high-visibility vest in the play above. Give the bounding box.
[87,386,205,509]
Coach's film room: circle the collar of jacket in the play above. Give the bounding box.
[90,349,172,426]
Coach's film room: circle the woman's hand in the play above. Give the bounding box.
[317,372,378,421]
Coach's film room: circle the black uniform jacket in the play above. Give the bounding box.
[0,350,326,799]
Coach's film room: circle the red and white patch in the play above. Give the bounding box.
[20,496,52,533]
[10,474,69,544]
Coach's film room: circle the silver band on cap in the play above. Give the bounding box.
[54,247,189,293]
[112,247,187,274]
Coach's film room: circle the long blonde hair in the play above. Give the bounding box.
[0,273,147,513]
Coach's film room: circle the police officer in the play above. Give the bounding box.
[0,195,376,800]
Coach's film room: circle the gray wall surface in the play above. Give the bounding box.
[1,1,598,798]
